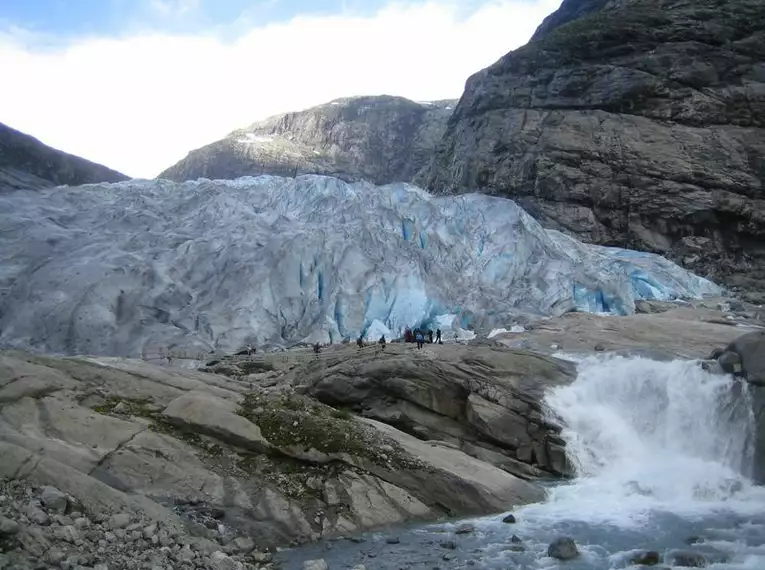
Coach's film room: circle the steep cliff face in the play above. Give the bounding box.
[423,0,765,299]
[0,122,128,192]
[160,96,456,185]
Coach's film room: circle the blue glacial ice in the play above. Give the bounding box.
[0,175,722,356]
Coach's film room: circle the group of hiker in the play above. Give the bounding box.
[404,327,442,349]
[310,326,445,356]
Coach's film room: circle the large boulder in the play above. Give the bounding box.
[719,330,765,483]
[290,343,576,479]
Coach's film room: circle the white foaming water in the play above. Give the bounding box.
[535,356,758,522]
[498,355,765,569]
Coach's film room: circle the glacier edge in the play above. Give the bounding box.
[0,174,721,356]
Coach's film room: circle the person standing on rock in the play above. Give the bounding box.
[436,329,442,344]
[428,330,434,344]
[379,335,387,350]
[357,335,364,349]
[415,331,425,349]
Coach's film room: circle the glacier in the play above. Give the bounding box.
[0,174,721,357]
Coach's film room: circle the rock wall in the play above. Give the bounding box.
[0,122,128,193]
[422,0,765,300]
[159,96,456,185]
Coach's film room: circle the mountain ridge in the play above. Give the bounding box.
[159,95,457,184]
[0,121,128,192]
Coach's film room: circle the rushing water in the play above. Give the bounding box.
[278,355,765,569]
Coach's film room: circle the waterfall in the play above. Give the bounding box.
[535,355,757,525]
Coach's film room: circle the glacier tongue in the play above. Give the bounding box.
[0,175,720,356]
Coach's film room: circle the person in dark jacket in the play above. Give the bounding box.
[436,329,442,344]
[428,330,434,344]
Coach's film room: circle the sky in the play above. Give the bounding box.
[0,0,561,178]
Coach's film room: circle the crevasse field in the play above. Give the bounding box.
[0,175,720,356]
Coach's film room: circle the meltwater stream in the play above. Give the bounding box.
[278,356,765,569]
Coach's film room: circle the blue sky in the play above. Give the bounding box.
[0,0,560,177]
[2,0,482,39]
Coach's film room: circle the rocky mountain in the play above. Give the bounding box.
[158,96,456,185]
[0,122,128,192]
[422,0,765,300]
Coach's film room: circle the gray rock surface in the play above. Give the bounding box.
[492,296,758,359]
[717,330,765,484]
[0,122,128,193]
[0,346,556,548]
[423,0,765,300]
[290,343,576,479]
[159,96,456,185]
[0,479,259,570]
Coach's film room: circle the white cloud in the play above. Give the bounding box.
[0,0,560,178]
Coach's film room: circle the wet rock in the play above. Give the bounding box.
[107,513,132,530]
[718,351,743,376]
[594,343,606,352]
[547,537,579,560]
[502,514,516,524]
[176,544,195,563]
[231,536,255,553]
[53,525,80,544]
[251,551,274,563]
[25,505,49,526]
[667,550,708,567]
[386,537,401,544]
[707,348,725,361]
[439,540,457,550]
[510,535,522,544]
[0,516,19,536]
[210,550,243,570]
[630,550,661,565]
[455,524,474,535]
[40,486,69,514]
[303,560,329,570]
[504,544,526,553]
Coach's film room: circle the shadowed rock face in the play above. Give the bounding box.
[159,96,456,185]
[714,330,765,484]
[0,122,128,192]
[422,0,765,301]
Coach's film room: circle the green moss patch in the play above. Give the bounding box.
[238,391,426,471]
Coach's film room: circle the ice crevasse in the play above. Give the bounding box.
[0,175,721,356]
